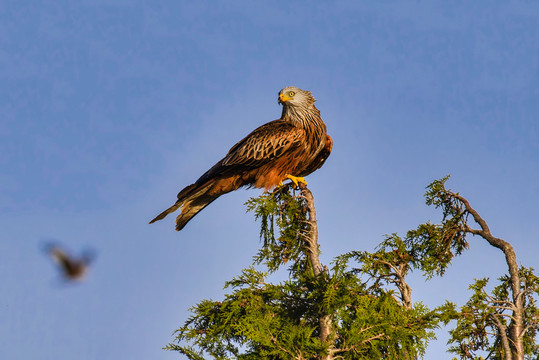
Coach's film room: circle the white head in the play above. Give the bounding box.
[278,86,316,108]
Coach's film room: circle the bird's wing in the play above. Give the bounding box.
[81,248,97,265]
[222,119,304,167]
[47,246,71,268]
[298,134,333,177]
[194,120,304,185]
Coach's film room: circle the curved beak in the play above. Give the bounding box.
[278,93,291,104]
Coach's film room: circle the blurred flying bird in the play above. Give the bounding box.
[43,242,95,281]
[149,86,332,231]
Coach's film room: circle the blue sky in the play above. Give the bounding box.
[1,1,538,359]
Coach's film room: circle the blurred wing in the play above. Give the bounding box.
[42,242,70,267]
[222,120,303,168]
[81,248,97,265]
[49,248,70,265]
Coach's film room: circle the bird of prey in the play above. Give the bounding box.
[43,242,95,281]
[150,86,332,231]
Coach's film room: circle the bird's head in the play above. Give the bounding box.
[278,86,316,107]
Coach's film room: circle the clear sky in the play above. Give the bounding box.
[1,1,538,359]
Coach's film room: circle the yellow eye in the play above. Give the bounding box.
[288,91,295,97]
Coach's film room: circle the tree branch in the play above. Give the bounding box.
[299,184,334,359]
[490,314,513,360]
[451,190,524,359]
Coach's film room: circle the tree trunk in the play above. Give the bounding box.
[456,193,524,359]
[300,185,335,360]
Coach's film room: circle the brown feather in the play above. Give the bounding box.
[298,134,333,177]
[149,86,332,231]
[44,243,94,281]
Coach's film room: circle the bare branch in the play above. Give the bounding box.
[360,333,387,345]
[489,314,513,360]
[450,189,525,359]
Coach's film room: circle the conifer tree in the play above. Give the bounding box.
[165,177,539,359]
[166,184,450,359]
[411,176,539,360]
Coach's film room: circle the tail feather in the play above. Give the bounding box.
[148,202,182,224]
[149,178,242,230]
[149,182,221,230]
[174,194,219,231]
[148,183,199,224]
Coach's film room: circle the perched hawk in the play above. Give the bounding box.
[150,86,332,231]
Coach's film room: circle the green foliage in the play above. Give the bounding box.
[347,234,414,299]
[345,176,472,283]
[167,266,325,359]
[166,177,538,359]
[167,186,448,359]
[245,185,310,274]
[417,176,539,359]
[404,176,469,278]
[447,268,539,359]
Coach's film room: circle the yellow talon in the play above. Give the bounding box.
[285,175,307,188]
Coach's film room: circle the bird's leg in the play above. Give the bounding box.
[284,174,307,188]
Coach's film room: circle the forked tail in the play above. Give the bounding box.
[173,192,219,231]
[148,182,221,231]
[148,202,182,224]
